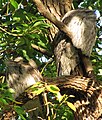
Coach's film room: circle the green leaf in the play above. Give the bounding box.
[67,102,76,112]
[26,82,45,95]
[19,114,26,120]
[14,106,26,120]
[56,92,63,102]
[34,21,42,27]
[0,42,7,47]
[28,82,43,89]
[13,17,20,22]
[25,15,30,22]
[22,50,30,60]
[10,0,18,9]
[0,0,2,8]
[32,87,45,95]
[38,41,46,48]
[46,85,60,94]
[8,88,15,93]
[68,95,75,98]
[14,106,25,115]
[0,98,8,105]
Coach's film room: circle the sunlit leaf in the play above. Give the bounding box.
[8,88,15,93]
[46,85,60,93]
[31,87,45,95]
[13,100,23,104]
[56,92,63,102]
[88,6,93,10]
[22,50,30,60]
[67,102,76,112]
[30,82,43,89]
[10,0,18,9]
[68,95,75,98]
[38,40,47,48]
[13,17,20,22]
[25,15,31,22]
[34,21,43,27]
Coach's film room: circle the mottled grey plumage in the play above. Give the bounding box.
[6,57,42,98]
[54,9,96,76]
[54,31,80,76]
[62,9,96,56]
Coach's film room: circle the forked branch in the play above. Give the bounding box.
[33,0,73,39]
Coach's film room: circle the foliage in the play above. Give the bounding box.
[0,78,27,119]
[0,0,53,76]
[0,0,102,119]
[26,82,75,119]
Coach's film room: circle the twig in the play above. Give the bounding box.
[43,92,50,117]
[0,26,23,37]
[41,57,54,74]
[31,44,52,57]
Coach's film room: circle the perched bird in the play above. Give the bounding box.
[6,57,42,98]
[62,9,96,56]
[54,9,96,76]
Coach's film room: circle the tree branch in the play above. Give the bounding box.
[44,76,102,119]
[31,44,52,57]
[33,0,73,39]
[16,75,102,119]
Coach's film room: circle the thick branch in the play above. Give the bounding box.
[43,76,102,119]
[43,76,101,90]
[33,0,73,39]
[6,58,102,119]
[16,75,102,119]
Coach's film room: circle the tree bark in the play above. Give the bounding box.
[44,76,102,119]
